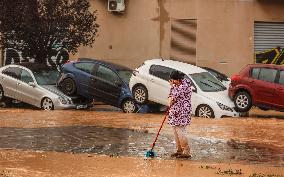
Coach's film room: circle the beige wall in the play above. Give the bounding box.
[77,0,160,69]
[77,0,284,76]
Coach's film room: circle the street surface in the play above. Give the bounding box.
[0,106,283,176]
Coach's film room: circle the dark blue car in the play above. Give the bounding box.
[57,58,139,113]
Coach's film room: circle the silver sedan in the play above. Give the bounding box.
[0,63,79,110]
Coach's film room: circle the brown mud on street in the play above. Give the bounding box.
[0,150,283,177]
[0,107,283,176]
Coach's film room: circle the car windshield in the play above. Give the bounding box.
[190,72,226,92]
[33,69,59,85]
[117,70,132,83]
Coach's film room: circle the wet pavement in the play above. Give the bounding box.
[0,106,283,168]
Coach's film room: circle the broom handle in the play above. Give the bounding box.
[150,107,170,151]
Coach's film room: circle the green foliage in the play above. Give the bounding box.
[0,0,99,63]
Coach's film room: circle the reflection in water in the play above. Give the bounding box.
[0,125,283,166]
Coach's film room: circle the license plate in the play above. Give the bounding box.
[76,104,88,109]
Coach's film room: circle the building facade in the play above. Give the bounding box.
[2,0,284,76]
[77,0,284,76]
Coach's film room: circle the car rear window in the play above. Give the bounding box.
[2,67,22,80]
[149,65,175,81]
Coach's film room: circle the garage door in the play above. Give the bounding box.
[254,22,284,64]
[254,22,284,52]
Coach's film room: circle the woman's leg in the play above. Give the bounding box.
[175,126,190,155]
[172,126,182,155]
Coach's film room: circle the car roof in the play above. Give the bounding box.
[201,66,229,78]
[246,63,284,70]
[78,58,132,71]
[144,59,207,74]
[10,62,56,71]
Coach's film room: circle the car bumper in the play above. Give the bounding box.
[215,109,239,118]
[54,103,77,110]
[228,87,236,100]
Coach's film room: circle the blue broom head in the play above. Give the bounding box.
[145,150,156,158]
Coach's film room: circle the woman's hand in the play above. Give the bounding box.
[169,79,174,87]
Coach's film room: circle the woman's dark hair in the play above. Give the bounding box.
[170,71,184,80]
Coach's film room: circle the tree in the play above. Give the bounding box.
[0,0,99,64]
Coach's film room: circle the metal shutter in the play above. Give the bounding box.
[170,19,197,65]
[254,22,284,52]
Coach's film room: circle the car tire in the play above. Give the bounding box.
[0,85,5,102]
[61,78,76,96]
[0,85,12,107]
[41,97,54,110]
[133,85,148,104]
[196,104,215,118]
[121,99,138,113]
[233,91,252,112]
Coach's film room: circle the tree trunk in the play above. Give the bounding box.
[34,50,48,65]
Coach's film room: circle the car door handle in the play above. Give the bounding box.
[16,82,21,85]
[91,77,96,82]
[150,79,154,82]
[249,81,255,84]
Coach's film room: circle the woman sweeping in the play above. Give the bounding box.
[168,71,192,158]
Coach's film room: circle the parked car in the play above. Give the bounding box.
[57,58,139,113]
[129,59,239,118]
[201,67,231,88]
[229,64,284,112]
[0,63,79,110]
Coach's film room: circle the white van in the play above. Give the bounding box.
[129,59,239,118]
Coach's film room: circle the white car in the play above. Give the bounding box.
[129,59,239,118]
[0,63,83,110]
[201,66,231,89]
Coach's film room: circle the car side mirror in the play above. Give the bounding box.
[191,86,197,93]
[115,80,122,86]
[28,82,36,87]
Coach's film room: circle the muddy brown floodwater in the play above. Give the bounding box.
[0,106,283,177]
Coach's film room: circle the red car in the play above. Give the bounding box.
[229,64,284,112]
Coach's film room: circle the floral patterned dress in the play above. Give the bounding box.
[168,78,192,126]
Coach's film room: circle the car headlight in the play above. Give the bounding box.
[217,102,233,112]
[58,97,68,104]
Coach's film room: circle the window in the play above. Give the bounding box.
[279,71,284,85]
[74,62,95,74]
[2,67,21,79]
[251,68,260,79]
[190,72,226,92]
[117,70,132,83]
[20,70,34,83]
[258,68,277,83]
[33,69,59,85]
[96,65,119,83]
[149,65,175,81]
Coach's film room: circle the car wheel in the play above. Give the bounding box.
[61,78,76,96]
[41,97,54,110]
[234,91,252,112]
[196,104,215,118]
[121,99,138,113]
[0,85,5,102]
[133,85,148,104]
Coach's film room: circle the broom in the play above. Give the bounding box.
[145,106,170,158]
